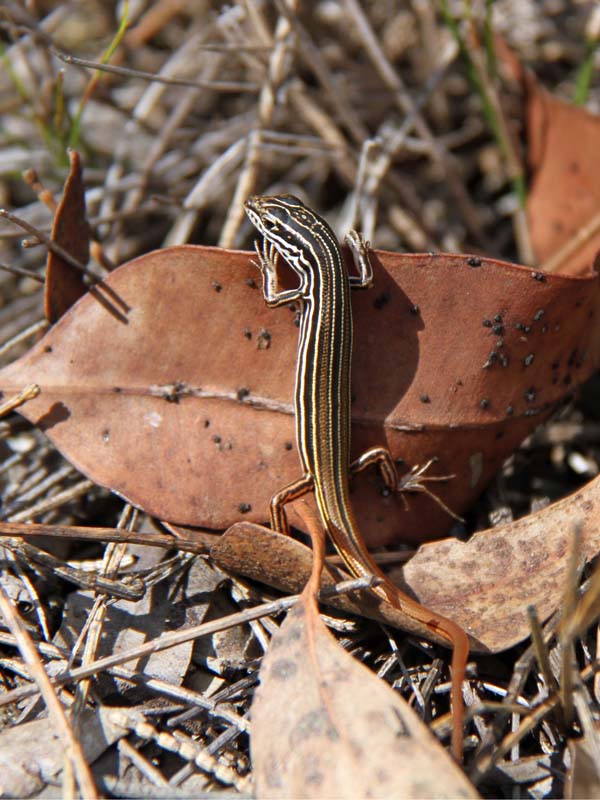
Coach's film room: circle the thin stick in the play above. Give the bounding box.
[0,584,97,798]
[51,48,260,93]
[0,209,96,279]
[0,383,40,417]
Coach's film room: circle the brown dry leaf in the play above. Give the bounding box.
[216,470,600,654]
[45,149,89,322]
[495,37,600,274]
[251,585,478,798]
[0,246,598,544]
[526,75,600,276]
[395,473,600,652]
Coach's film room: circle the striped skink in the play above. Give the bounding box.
[244,193,468,760]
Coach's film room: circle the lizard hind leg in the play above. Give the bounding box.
[350,445,399,489]
[269,474,314,534]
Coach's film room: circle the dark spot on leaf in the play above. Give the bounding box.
[102,429,110,442]
[243,327,252,340]
[420,394,431,404]
[44,345,53,353]
[467,256,482,267]
[492,324,504,335]
[482,319,492,327]
[494,313,503,323]
[257,329,271,349]
[271,658,297,681]
[305,766,325,787]
[212,435,222,444]
[480,398,490,409]
[534,309,545,321]
[409,304,419,315]
[294,709,339,742]
[212,281,222,292]
[284,441,293,451]
[204,419,210,427]
[524,354,535,367]
[531,271,546,282]
[506,405,514,416]
[524,387,536,402]
[237,387,250,401]
[239,502,251,513]
[246,277,258,289]
[373,291,390,309]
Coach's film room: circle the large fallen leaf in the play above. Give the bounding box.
[0,246,598,544]
[214,471,600,653]
[251,588,478,798]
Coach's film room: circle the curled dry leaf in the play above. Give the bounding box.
[251,590,478,798]
[496,37,600,276]
[215,471,600,654]
[0,246,598,544]
[45,149,89,322]
[393,473,600,652]
[525,74,600,276]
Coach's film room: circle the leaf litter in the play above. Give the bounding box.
[1,3,600,799]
